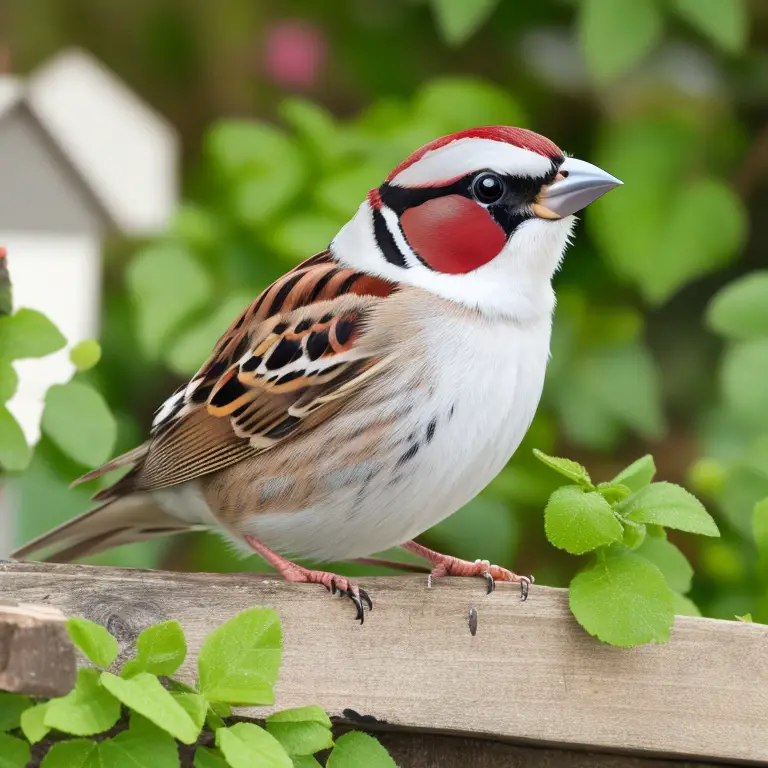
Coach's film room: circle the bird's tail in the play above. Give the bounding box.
[10,494,192,563]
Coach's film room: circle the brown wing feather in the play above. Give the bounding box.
[85,251,397,497]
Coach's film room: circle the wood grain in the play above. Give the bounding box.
[0,602,76,697]
[1,562,766,765]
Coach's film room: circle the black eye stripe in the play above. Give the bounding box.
[379,170,549,217]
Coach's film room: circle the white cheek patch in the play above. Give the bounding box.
[390,138,555,187]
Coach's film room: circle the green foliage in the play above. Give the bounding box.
[537,451,717,646]
[127,243,213,359]
[44,668,121,736]
[570,551,674,647]
[544,486,623,555]
[69,340,102,372]
[617,482,719,536]
[0,308,66,360]
[42,381,117,468]
[326,731,398,768]
[0,693,30,732]
[265,706,334,756]
[578,0,663,82]
[591,119,748,304]
[101,672,200,744]
[121,620,186,678]
[4,609,395,767]
[672,0,748,53]
[66,617,119,668]
[707,272,768,340]
[430,0,500,46]
[0,732,30,768]
[0,406,30,471]
[197,608,282,706]
[216,722,292,768]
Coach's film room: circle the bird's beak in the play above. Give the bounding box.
[532,157,622,220]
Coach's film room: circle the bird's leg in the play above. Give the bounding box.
[244,535,372,623]
[401,540,532,600]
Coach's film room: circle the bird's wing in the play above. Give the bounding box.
[81,251,398,498]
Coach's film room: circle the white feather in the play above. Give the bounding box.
[390,138,554,186]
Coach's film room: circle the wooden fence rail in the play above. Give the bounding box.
[0,562,766,767]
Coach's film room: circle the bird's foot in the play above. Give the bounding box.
[244,535,372,622]
[402,540,532,600]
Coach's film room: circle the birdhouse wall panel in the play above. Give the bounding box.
[0,111,104,233]
[4,233,101,444]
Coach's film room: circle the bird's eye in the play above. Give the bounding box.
[471,173,506,205]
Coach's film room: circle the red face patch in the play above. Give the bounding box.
[400,195,507,274]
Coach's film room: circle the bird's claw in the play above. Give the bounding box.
[329,578,373,623]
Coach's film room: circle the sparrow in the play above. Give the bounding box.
[12,126,621,621]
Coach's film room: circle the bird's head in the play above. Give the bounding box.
[331,126,621,321]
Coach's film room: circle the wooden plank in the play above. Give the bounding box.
[0,562,766,764]
[0,601,76,697]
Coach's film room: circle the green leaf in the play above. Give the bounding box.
[166,293,252,376]
[578,0,663,82]
[636,535,694,593]
[673,0,748,53]
[532,450,592,486]
[736,613,753,623]
[268,213,342,263]
[66,617,119,668]
[127,243,212,358]
[430,0,500,45]
[41,740,98,768]
[198,608,282,706]
[621,520,647,550]
[0,361,17,403]
[647,178,747,304]
[279,98,341,168]
[569,551,674,647]
[612,455,656,493]
[544,486,623,555]
[0,732,30,768]
[266,706,333,756]
[171,692,207,733]
[20,702,50,743]
[327,731,397,768]
[673,593,701,617]
[596,483,632,505]
[208,121,304,227]
[216,722,292,768]
[707,272,768,340]
[0,405,30,471]
[45,668,121,736]
[618,482,719,536]
[754,498,768,566]
[171,204,219,251]
[194,748,230,768]
[122,620,186,678]
[292,758,323,768]
[591,119,746,304]
[414,78,526,135]
[100,713,181,768]
[100,672,199,744]
[722,339,768,429]
[69,340,102,372]
[42,381,117,468]
[0,693,30,732]
[0,308,66,360]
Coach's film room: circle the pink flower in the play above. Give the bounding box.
[264,20,326,90]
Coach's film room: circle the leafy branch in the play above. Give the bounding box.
[535,450,719,647]
[0,610,395,767]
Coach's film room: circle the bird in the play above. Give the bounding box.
[12,126,621,622]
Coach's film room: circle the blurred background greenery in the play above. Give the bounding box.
[3,0,768,622]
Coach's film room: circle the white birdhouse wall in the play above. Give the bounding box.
[5,233,101,443]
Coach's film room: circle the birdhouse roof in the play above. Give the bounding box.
[0,49,178,235]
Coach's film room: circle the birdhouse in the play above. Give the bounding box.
[0,48,178,442]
